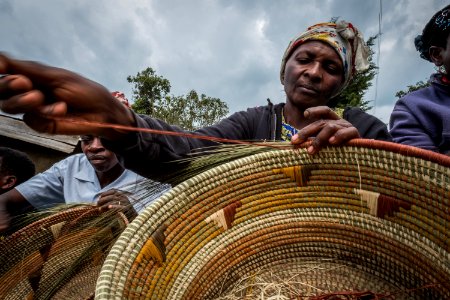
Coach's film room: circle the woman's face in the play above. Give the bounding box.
[283,40,344,110]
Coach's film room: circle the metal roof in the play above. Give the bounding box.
[0,113,79,153]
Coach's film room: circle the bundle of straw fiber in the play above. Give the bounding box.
[0,206,129,300]
[95,140,449,299]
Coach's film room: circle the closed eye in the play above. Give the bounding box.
[324,62,342,75]
[296,57,311,64]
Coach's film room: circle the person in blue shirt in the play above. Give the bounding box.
[0,134,158,232]
[17,135,143,206]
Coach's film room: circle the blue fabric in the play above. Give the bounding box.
[390,74,450,154]
[15,153,156,209]
[281,122,299,141]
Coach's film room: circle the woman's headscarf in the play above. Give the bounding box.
[280,20,370,95]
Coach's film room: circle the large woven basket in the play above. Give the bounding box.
[0,206,129,300]
[95,140,450,299]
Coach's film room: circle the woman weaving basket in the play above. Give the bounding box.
[0,21,390,180]
[2,21,449,300]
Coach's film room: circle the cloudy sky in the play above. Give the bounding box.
[0,0,447,124]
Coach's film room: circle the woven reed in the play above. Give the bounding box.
[95,140,450,299]
[0,206,128,300]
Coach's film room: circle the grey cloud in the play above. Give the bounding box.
[0,0,448,122]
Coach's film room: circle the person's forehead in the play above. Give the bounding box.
[79,135,102,144]
[291,40,342,62]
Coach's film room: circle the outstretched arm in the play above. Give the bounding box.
[0,54,256,177]
[0,54,135,139]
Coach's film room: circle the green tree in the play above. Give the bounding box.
[329,36,378,111]
[127,67,171,116]
[395,80,430,99]
[128,68,229,130]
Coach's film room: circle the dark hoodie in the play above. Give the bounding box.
[390,74,450,154]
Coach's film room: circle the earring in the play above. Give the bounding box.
[436,65,446,74]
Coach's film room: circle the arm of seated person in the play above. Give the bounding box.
[0,188,34,232]
[390,104,438,152]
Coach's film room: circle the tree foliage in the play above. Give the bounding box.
[395,80,430,99]
[127,68,229,130]
[329,36,378,111]
[151,90,229,130]
[127,68,171,116]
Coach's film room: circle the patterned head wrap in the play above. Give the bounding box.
[111,91,131,108]
[415,5,450,62]
[280,21,370,95]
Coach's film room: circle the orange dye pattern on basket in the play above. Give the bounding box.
[136,225,167,266]
[272,165,314,187]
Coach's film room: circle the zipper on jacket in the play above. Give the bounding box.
[267,98,276,141]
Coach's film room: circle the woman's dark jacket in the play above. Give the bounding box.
[104,102,391,178]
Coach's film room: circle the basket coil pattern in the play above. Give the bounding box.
[95,141,450,299]
[0,206,129,300]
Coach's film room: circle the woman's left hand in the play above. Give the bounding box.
[291,106,360,154]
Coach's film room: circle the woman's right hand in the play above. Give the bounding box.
[291,106,360,154]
